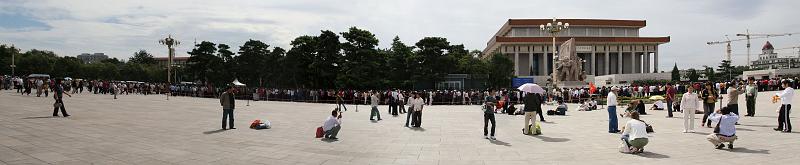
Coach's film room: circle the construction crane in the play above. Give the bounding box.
[735,30,799,67]
[706,35,735,61]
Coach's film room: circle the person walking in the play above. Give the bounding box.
[681,86,700,133]
[774,80,794,133]
[607,87,621,133]
[745,77,758,117]
[701,83,719,128]
[666,83,676,118]
[52,79,71,117]
[336,90,347,112]
[369,92,382,121]
[522,91,542,135]
[483,90,497,140]
[410,93,425,127]
[219,86,236,130]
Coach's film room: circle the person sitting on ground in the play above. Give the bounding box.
[588,98,598,110]
[621,112,649,154]
[322,109,342,140]
[623,100,639,117]
[707,106,739,149]
[650,100,664,110]
[636,99,647,115]
[578,100,590,111]
[555,99,568,115]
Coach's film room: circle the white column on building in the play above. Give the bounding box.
[604,46,610,75]
[540,46,546,76]
[528,51,533,76]
[631,46,637,74]
[591,46,596,75]
[514,51,520,75]
[617,51,622,74]
[644,49,650,73]
[654,46,659,73]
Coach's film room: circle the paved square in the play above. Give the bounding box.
[0,90,798,165]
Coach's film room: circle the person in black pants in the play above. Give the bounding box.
[220,86,236,130]
[775,80,794,132]
[537,94,546,122]
[410,93,424,127]
[52,79,71,117]
[484,90,498,139]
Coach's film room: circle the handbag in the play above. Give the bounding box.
[53,102,62,108]
[713,116,723,134]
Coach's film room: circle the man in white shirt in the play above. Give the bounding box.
[323,109,342,140]
[775,80,794,132]
[607,87,620,133]
[681,86,700,133]
[707,106,739,149]
[410,93,425,127]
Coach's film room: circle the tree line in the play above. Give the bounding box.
[1,26,515,89]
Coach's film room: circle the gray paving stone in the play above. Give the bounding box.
[0,90,798,164]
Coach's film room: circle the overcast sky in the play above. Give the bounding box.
[1,0,799,70]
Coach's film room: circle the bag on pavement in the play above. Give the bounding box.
[249,120,261,129]
[315,127,324,138]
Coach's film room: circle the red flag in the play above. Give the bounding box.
[589,83,597,94]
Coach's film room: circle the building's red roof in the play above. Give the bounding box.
[494,36,670,43]
[762,41,774,50]
[508,19,646,27]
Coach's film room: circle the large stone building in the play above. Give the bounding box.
[482,19,670,84]
[751,41,800,69]
[76,53,108,64]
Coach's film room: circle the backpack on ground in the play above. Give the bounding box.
[315,127,324,138]
[249,120,261,129]
[546,110,556,115]
[523,123,542,135]
[255,120,271,129]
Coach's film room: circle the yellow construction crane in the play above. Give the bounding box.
[735,30,799,66]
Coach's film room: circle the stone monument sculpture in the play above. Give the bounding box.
[552,38,586,85]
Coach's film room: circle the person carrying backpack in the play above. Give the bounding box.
[483,89,497,140]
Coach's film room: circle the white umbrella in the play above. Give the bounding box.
[517,83,545,94]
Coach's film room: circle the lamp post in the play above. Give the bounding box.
[540,18,569,89]
[10,44,16,77]
[159,35,179,100]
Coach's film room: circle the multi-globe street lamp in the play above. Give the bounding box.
[540,18,569,89]
[159,35,179,100]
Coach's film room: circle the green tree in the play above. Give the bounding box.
[716,60,735,81]
[671,63,680,82]
[128,50,156,65]
[284,36,317,88]
[338,27,382,89]
[487,52,514,88]
[702,65,715,82]
[387,36,414,88]
[687,68,700,82]
[313,30,341,89]
[413,37,454,87]
[236,39,271,86]
[187,41,225,85]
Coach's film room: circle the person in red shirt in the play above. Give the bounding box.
[666,83,676,118]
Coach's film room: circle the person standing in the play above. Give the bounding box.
[405,92,415,127]
[726,83,744,117]
[370,92,382,121]
[336,90,347,112]
[522,91,542,135]
[745,77,758,117]
[681,86,700,133]
[219,86,236,130]
[701,83,719,128]
[774,80,794,132]
[483,90,497,140]
[607,87,621,133]
[666,83,676,118]
[52,79,71,117]
[398,92,406,114]
[410,93,425,127]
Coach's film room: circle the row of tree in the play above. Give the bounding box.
[0,45,168,82]
[670,60,751,82]
[1,27,515,89]
[184,27,514,89]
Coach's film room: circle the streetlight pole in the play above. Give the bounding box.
[160,35,180,100]
[10,44,16,77]
[540,18,569,90]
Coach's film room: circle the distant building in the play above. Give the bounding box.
[76,53,108,64]
[155,56,189,67]
[751,41,800,69]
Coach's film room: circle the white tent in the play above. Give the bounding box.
[232,79,246,86]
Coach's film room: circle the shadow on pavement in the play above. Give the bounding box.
[203,129,228,134]
[532,135,570,142]
[727,147,770,154]
[410,127,426,132]
[321,138,339,143]
[736,128,755,131]
[21,116,58,119]
[490,139,511,146]
[636,152,670,159]
[739,124,776,128]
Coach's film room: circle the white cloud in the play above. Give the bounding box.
[0,0,798,70]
